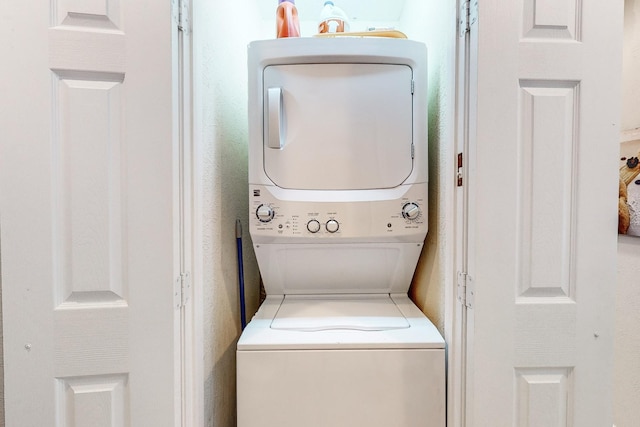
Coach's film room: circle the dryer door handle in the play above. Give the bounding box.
[267,87,284,149]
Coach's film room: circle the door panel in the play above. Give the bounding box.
[517,81,578,300]
[0,1,179,426]
[54,73,126,305]
[263,63,414,190]
[466,0,622,425]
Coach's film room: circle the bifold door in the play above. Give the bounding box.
[461,0,623,426]
[0,1,181,425]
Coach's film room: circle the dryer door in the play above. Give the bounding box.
[262,63,414,190]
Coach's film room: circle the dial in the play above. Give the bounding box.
[307,219,321,233]
[255,204,275,222]
[402,202,421,221]
[325,219,339,233]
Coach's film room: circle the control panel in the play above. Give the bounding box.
[249,184,428,243]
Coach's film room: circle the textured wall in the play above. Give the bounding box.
[193,3,264,426]
[401,0,457,333]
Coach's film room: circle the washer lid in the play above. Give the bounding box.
[271,294,409,331]
[237,294,445,350]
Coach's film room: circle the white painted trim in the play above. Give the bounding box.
[451,0,479,424]
[448,1,471,426]
[184,0,205,425]
[175,0,204,425]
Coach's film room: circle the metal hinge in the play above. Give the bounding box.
[457,152,464,186]
[457,271,474,308]
[175,272,191,309]
[411,80,415,95]
[459,0,478,37]
[411,144,415,159]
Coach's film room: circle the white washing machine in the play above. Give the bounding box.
[237,38,445,427]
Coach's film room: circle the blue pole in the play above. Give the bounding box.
[236,219,247,329]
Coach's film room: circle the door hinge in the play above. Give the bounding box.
[175,272,191,309]
[459,0,478,37]
[457,271,474,308]
[457,152,464,186]
[411,144,415,159]
[411,80,415,95]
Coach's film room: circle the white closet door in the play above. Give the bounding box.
[0,1,180,426]
[466,0,622,426]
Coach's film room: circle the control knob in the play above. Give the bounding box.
[326,219,339,233]
[402,202,421,221]
[307,219,321,233]
[256,204,275,222]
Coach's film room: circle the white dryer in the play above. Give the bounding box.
[238,38,445,427]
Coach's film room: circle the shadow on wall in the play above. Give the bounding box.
[202,21,267,425]
[202,111,255,427]
[409,67,444,332]
[205,342,237,427]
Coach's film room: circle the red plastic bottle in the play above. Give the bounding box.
[276,0,301,38]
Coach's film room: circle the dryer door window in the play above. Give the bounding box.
[262,63,414,190]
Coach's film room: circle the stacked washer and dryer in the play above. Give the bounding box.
[237,37,445,427]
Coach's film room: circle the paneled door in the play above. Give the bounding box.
[0,1,181,426]
[464,0,623,426]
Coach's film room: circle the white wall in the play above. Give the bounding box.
[401,0,456,333]
[615,2,640,425]
[193,3,264,426]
